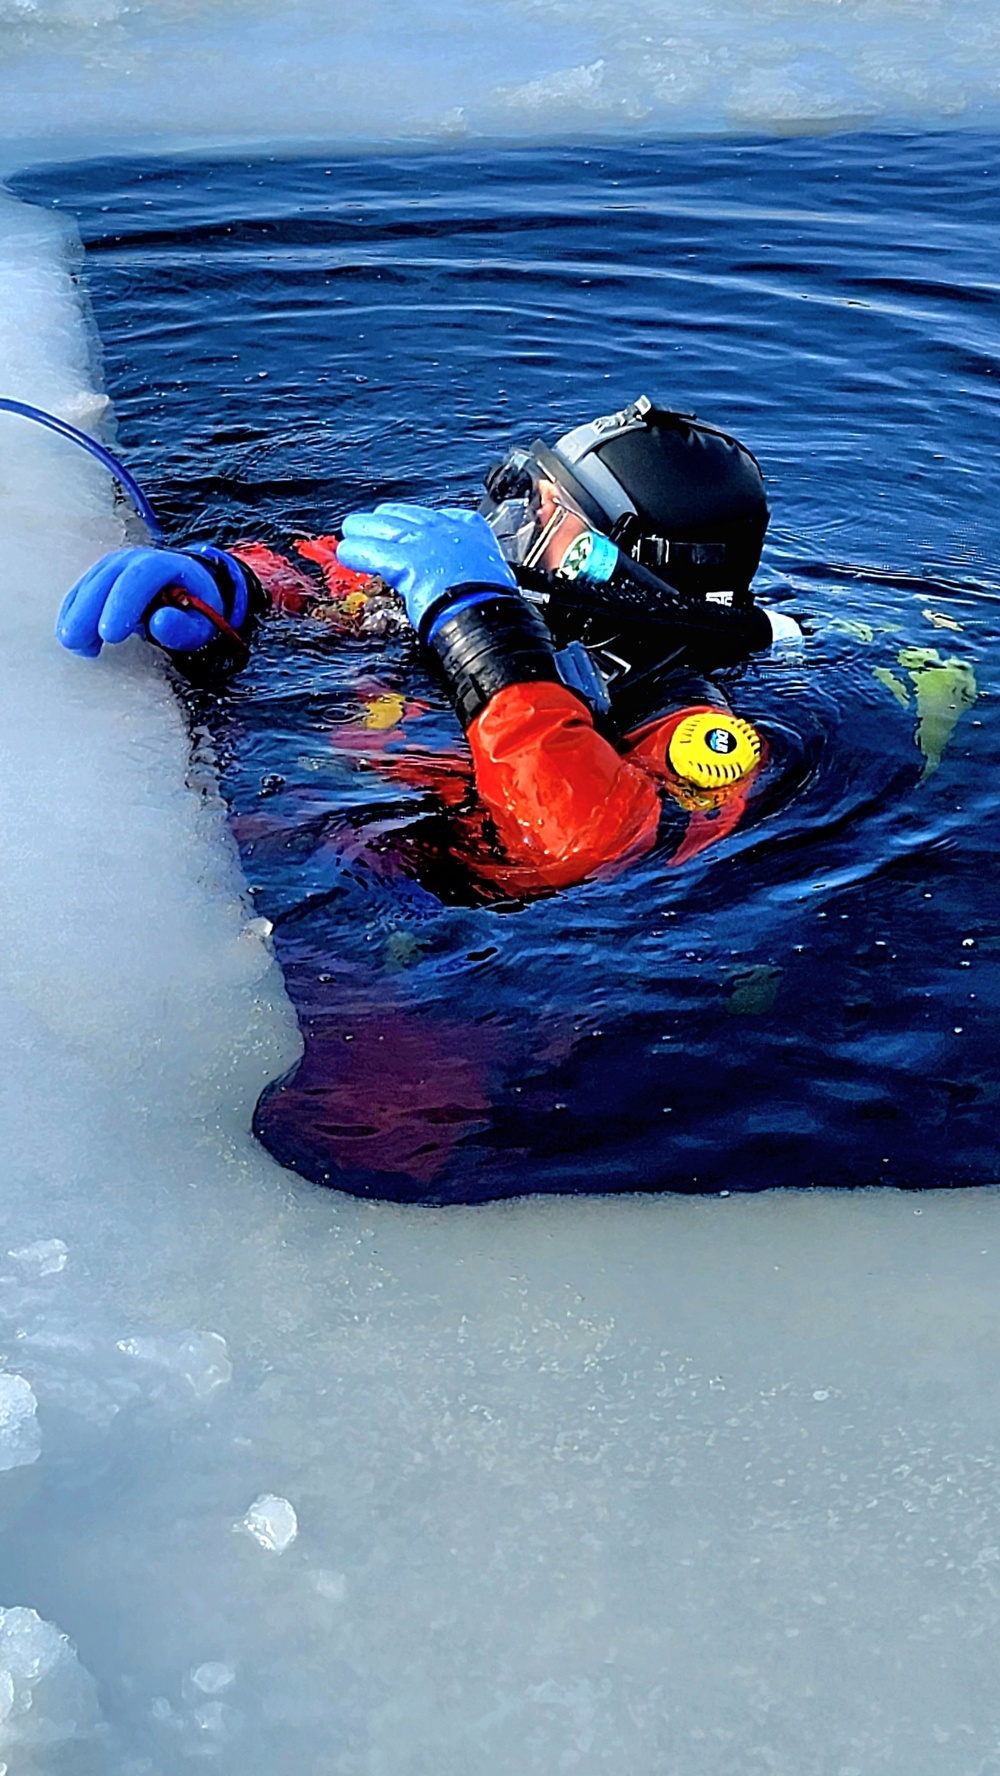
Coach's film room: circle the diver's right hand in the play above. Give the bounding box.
[337,503,517,637]
[56,547,228,658]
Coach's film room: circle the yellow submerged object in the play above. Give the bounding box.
[667,711,762,788]
[362,692,407,731]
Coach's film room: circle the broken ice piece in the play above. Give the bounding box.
[60,392,111,424]
[7,1239,67,1277]
[190,1662,236,1695]
[0,1606,99,1749]
[237,1494,298,1553]
[0,1375,41,1472]
[241,916,273,941]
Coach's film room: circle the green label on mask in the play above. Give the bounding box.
[559,530,616,584]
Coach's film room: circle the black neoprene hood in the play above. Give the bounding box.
[546,397,770,596]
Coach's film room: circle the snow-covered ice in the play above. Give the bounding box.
[2,0,1000,164]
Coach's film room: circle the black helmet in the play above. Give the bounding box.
[483,395,769,601]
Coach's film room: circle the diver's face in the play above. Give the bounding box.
[526,478,597,575]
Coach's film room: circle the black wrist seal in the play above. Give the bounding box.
[163,551,268,682]
[423,586,562,730]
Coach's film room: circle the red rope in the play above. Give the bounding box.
[154,587,251,667]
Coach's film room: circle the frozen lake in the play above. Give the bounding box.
[2,0,1000,162]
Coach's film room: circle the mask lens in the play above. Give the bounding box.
[480,451,594,571]
[484,495,537,564]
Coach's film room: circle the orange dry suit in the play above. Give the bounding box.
[226,535,762,899]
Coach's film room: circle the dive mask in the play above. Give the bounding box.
[479,447,617,583]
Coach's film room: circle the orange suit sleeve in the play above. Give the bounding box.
[466,682,662,890]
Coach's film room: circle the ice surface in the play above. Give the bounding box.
[1,0,999,168]
[5,116,1000,1776]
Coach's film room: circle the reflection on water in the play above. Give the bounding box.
[18,132,1000,1199]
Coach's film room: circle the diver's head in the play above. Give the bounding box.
[480,395,769,601]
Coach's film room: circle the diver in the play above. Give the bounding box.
[55,396,801,897]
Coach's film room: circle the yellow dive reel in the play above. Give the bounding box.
[667,710,762,790]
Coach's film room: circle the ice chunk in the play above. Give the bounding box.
[6,1238,68,1277]
[0,1606,99,1754]
[59,391,110,426]
[0,1375,40,1472]
[189,1662,236,1695]
[116,1330,232,1399]
[192,1699,239,1738]
[238,1495,298,1553]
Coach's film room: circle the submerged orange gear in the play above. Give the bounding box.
[230,541,316,613]
[230,537,378,619]
[294,534,380,607]
[325,680,758,891]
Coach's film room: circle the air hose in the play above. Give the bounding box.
[0,397,164,541]
[0,397,257,660]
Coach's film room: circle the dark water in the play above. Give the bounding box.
[17,134,1000,1200]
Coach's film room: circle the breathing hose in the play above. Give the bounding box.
[0,397,164,541]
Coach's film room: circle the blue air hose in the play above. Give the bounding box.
[0,397,164,541]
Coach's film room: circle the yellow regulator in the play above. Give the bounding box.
[667,710,762,789]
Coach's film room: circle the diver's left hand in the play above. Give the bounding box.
[57,544,251,657]
[57,547,230,657]
[337,503,516,635]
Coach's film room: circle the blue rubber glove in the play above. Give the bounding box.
[337,503,516,635]
[56,546,245,658]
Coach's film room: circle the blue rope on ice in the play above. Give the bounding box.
[0,397,164,541]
